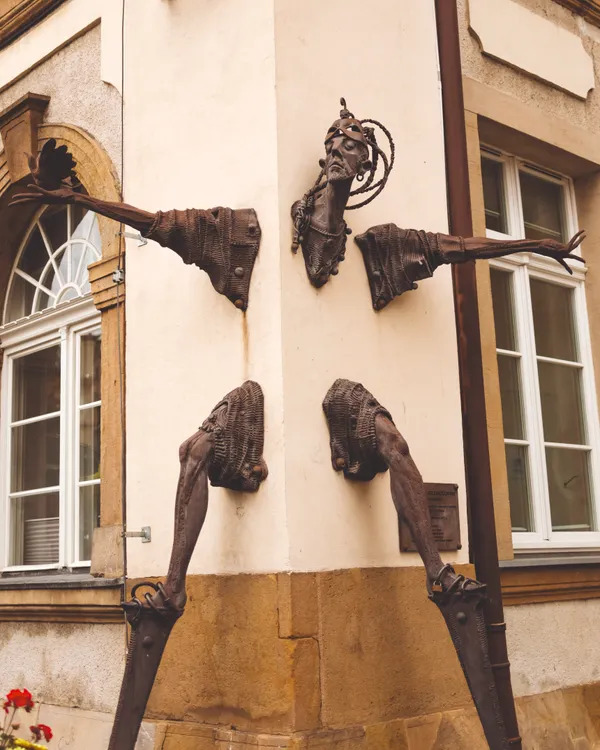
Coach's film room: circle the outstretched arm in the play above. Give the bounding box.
[10,184,156,235]
[437,229,585,274]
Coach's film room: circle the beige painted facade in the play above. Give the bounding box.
[122,0,468,579]
[0,0,599,748]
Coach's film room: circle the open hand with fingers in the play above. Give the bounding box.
[536,229,586,273]
[10,138,80,209]
[9,183,78,208]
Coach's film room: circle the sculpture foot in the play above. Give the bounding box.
[429,565,509,750]
[108,582,184,750]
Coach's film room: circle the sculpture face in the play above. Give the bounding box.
[324,118,369,182]
[291,100,393,289]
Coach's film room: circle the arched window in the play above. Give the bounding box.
[0,204,102,569]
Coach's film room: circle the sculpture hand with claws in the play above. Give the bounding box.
[11,140,262,310]
[323,379,510,750]
[108,381,267,750]
[356,222,585,310]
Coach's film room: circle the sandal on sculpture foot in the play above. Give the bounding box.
[322,378,393,481]
[427,563,487,602]
[201,380,268,492]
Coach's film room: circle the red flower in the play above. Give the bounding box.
[5,689,34,712]
[30,723,53,741]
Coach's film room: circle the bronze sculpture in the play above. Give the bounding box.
[323,379,509,750]
[11,141,261,310]
[108,381,268,750]
[355,223,586,309]
[291,99,394,287]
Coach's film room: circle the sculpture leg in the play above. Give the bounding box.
[322,379,509,750]
[108,381,268,750]
[107,430,212,750]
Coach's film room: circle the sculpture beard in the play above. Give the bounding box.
[292,117,371,288]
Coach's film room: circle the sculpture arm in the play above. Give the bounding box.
[435,229,585,274]
[374,414,451,588]
[163,429,213,612]
[10,184,156,235]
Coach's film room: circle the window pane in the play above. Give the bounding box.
[530,280,577,361]
[4,274,35,323]
[538,361,585,444]
[80,330,101,405]
[80,407,101,481]
[12,346,61,421]
[9,493,59,566]
[39,206,67,252]
[72,206,93,241]
[11,417,60,492]
[79,484,100,562]
[18,226,49,281]
[546,447,592,531]
[519,171,565,242]
[481,158,507,233]
[497,355,524,439]
[506,444,532,532]
[56,246,71,288]
[490,269,517,351]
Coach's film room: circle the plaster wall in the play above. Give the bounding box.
[122,0,288,577]
[8,705,154,750]
[121,0,468,576]
[0,24,122,177]
[0,622,124,712]
[506,598,600,697]
[274,0,467,570]
[459,0,600,132]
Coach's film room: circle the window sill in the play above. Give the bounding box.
[0,572,122,590]
[0,573,124,623]
[501,562,600,605]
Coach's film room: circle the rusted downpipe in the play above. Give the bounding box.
[434,2,522,747]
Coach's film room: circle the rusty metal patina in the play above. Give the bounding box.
[355,224,585,310]
[291,99,394,288]
[323,378,510,750]
[10,142,262,310]
[107,382,268,750]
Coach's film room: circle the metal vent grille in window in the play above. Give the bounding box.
[481,147,600,553]
[0,205,102,570]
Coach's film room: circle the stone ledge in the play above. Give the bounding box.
[149,682,600,749]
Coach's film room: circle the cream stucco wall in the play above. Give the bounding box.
[122,0,287,577]
[121,0,469,577]
[273,0,467,571]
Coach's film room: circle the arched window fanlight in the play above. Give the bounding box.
[3,204,101,325]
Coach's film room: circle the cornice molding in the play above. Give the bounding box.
[501,563,600,605]
[0,0,66,51]
[553,0,600,26]
[0,603,124,623]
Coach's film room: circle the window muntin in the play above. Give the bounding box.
[483,149,600,551]
[1,206,101,570]
[4,205,101,325]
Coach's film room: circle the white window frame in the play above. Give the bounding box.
[0,299,101,571]
[482,146,600,553]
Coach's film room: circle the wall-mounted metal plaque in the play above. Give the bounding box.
[399,483,461,552]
